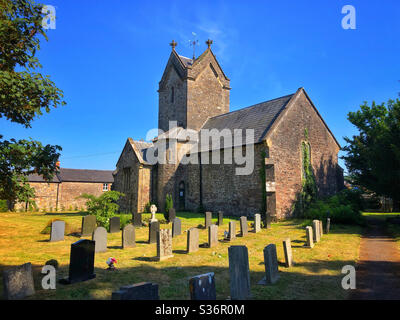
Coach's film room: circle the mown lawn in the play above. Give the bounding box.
[0,211,362,300]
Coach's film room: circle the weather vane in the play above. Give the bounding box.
[189,32,199,60]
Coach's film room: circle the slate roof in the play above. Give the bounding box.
[128,139,153,165]
[178,55,193,68]
[27,168,114,183]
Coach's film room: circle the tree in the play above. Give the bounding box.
[0,0,65,210]
[342,98,400,211]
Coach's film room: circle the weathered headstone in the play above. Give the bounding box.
[205,211,212,229]
[133,212,142,227]
[283,238,293,267]
[122,224,135,249]
[60,239,96,284]
[305,226,314,248]
[157,229,173,261]
[189,272,216,300]
[228,221,236,241]
[254,214,261,233]
[109,216,120,233]
[218,211,224,226]
[92,227,107,253]
[264,215,272,229]
[50,220,65,242]
[240,216,248,237]
[208,224,218,248]
[228,246,251,300]
[258,244,280,285]
[326,218,331,234]
[148,220,160,244]
[2,263,35,300]
[150,204,158,222]
[312,220,320,243]
[172,217,181,237]
[81,215,96,236]
[168,208,176,222]
[187,228,199,253]
[319,220,323,237]
[112,282,159,300]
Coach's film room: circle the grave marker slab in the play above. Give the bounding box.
[258,244,280,285]
[168,208,176,222]
[228,246,251,300]
[157,229,173,261]
[312,220,320,243]
[148,221,160,244]
[208,225,218,248]
[189,272,216,300]
[92,227,107,253]
[254,214,261,233]
[172,217,181,237]
[50,220,65,242]
[319,220,323,237]
[133,212,142,227]
[187,228,199,253]
[2,263,35,300]
[112,282,159,300]
[305,226,314,248]
[218,211,224,226]
[240,216,248,237]
[81,215,96,236]
[283,238,293,267]
[228,221,236,241]
[264,215,272,229]
[109,216,120,233]
[205,211,212,229]
[122,224,135,249]
[326,218,331,234]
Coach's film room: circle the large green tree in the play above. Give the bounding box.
[342,98,400,211]
[0,0,65,210]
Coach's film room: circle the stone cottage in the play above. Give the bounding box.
[113,40,343,219]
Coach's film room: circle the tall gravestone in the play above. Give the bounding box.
[240,216,248,237]
[319,220,323,237]
[157,229,173,261]
[283,238,293,267]
[254,214,261,233]
[228,221,236,241]
[208,225,218,248]
[228,246,251,300]
[112,282,159,300]
[258,244,280,285]
[148,221,160,244]
[122,224,135,249]
[172,217,181,237]
[305,226,314,248]
[312,220,320,243]
[92,227,107,253]
[205,212,212,229]
[326,218,331,234]
[264,215,272,229]
[109,216,120,233]
[187,228,199,253]
[2,263,35,300]
[81,215,96,237]
[50,220,65,242]
[168,208,176,223]
[218,211,224,226]
[60,239,96,284]
[133,212,142,227]
[189,272,216,300]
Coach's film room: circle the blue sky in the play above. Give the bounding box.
[2,0,400,170]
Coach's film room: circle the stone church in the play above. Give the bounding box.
[113,40,343,219]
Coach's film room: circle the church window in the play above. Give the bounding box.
[123,167,131,191]
[171,86,174,103]
[102,183,109,191]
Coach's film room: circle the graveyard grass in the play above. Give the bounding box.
[0,211,362,300]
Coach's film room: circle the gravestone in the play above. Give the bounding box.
[189,272,216,300]
[254,214,261,233]
[112,282,159,300]
[157,229,173,261]
[240,216,248,237]
[122,224,135,249]
[172,217,181,237]
[205,211,212,229]
[92,227,107,253]
[187,228,199,253]
[60,239,96,284]
[264,215,272,229]
[208,225,218,248]
[283,238,293,267]
[305,226,314,248]
[258,244,280,285]
[109,216,120,233]
[228,221,236,241]
[312,220,320,243]
[228,246,251,300]
[168,208,176,223]
[2,263,35,300]
[319,220,323,237]
[150,204,158,222]
[81,215,96,236]
[133,212,142,227]
[50,220,65,242]
[218,211,224,226]
[326,218,331,234]
[148,221,160,244]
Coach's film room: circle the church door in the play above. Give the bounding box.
[178,181,185,210]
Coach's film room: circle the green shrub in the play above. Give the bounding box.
[120,214,132,229]
[0,200,8,212]
[164,194,173,221]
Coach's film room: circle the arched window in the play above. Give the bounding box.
[171,86,174,103]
